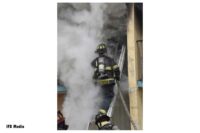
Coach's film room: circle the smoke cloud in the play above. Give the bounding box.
[57,3,107,129]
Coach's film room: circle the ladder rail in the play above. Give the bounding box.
[107,45,126,117]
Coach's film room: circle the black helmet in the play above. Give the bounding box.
[95,43,107,54]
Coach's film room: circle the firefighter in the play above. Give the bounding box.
[91,43,120,130]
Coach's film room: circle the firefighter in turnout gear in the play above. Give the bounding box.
[91,43,120,130]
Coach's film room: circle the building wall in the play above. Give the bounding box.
[127,4,143,129]
[134,5,143,129]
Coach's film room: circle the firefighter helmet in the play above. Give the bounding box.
[95,43,107,54]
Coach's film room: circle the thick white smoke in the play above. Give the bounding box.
[57,3,107,129]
